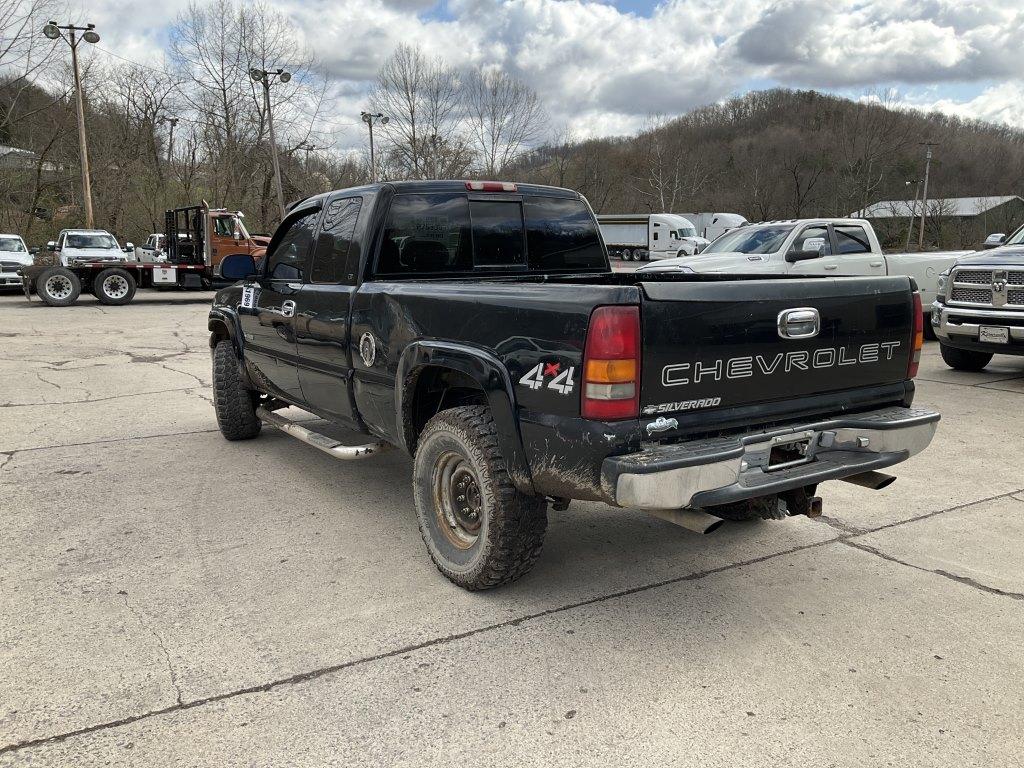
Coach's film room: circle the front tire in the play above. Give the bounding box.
[212,340,261,440]
[93,268,137,305]
[36,267,81,306]
[413,405,547,590]
[940,343,992,371]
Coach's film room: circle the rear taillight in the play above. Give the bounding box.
[908,291,923,379]
[582,306,640,420]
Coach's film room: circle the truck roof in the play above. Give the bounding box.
[291,180,584,211]
[749,218,871,227]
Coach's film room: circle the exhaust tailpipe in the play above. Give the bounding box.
[648,508,725,535]
[841,471,897,491]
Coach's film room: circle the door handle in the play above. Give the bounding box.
[869,261,883,267]
[286,282,302,290]
[824,264,838,270]
[280,300,296,318]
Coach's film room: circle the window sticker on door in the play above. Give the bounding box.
[240,285,257,310]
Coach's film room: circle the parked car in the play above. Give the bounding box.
[932,224,1024,370]
[0,234,33,289]
[207,180,938,590]
[135,233,172,262]
[597,213,709,260]
[46,229,133,267]
[636,218,971,323]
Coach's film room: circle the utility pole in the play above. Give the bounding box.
[361,112,388,183]
[905,179,921,252]
[251,67,291,221]
[297,141,317,168]
[43,21,99,228]
[917,142,938,250]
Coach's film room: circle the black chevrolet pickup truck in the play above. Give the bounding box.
[209,180,939,590]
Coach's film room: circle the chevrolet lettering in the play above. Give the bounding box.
[662,343,902,386]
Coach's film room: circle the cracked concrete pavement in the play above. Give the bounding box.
[1,290,1023,766]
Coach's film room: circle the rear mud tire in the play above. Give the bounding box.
[212,340,262,440]
[92,268,137,305]
[36,267,81,307]
[413,405,547,590]
[939,343,992,372]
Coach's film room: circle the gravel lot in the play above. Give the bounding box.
[1,288,1023,767]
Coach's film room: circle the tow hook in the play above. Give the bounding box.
[645,416,678,436]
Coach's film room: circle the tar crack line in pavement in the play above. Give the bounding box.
[117,591,185,707]
[0,536,838,756]
[5,486,1024,756]
[842,540,1024,601]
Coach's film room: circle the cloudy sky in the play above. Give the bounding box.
[74,0,1024,149]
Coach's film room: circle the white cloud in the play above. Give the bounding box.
[733,0,1022,86]
[895,83,1024,129]
[64,0,1024,146]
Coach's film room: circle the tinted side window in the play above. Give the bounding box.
[835,225,871,254]
[470,200,525,267]
[311,198,362,283]
[791,225,832,255]
[266,211,318,281]
[378,194,471,275]
[524,197,605,270]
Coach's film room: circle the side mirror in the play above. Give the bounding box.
[786,249,822,263]
[982,233,1005,249]
[125,242,134,251]
[220,253,257,280]
[30,246,39,255]
[47,242,57,252]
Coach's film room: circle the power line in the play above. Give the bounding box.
[92,44,175,76]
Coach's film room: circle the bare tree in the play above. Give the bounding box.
[464,66,544,177]
[369,44,469,180]
[0,0,60,136]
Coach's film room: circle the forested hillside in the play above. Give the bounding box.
[513,89,1024,236]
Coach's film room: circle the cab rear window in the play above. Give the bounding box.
[375,192,605,276]
[524,197,605,270]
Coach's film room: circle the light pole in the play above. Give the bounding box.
[251,67,291,220]
[43,21,99,228]
[158,116,179,166]
[360,111,388,183]
[917,142,938,250]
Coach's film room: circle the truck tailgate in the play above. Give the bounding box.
[638,277,914,416]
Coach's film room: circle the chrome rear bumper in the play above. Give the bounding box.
[603,406,940,511]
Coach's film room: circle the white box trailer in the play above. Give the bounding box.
[596,213,708,261]
[677,212,748,242]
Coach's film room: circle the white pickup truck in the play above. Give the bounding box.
[636,218,970,316]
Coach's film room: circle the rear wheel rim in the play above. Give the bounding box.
[45,274,72,299]
[432,450,482,550]
[103,274,129,299]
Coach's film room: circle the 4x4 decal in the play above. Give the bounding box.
[519,362,576,395]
